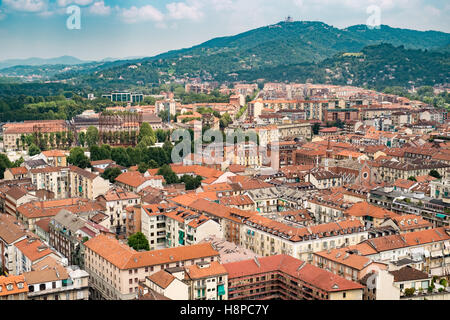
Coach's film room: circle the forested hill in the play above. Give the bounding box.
[1,20,449,89]
[232,43,450,90]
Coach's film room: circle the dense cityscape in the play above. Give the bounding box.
[0,0,449,308]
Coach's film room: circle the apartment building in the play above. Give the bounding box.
[344,201,399,229]
[376,160,449,184]
[218,195,256,211]
[28,166,110,200]
[141,269,189,300]
[13,236,62,275]
[16,198,104,232]
[4,186,37,216]
[49,209,111,269]
[116,171,164,192]
[96,188,141,235]
[3,167,29,181]
[23,256,89,300]
[313,247,387,281]
[41,150,67,167]
[350,227,450,276]
[83,234,220,300]
[0,275,29,300]
[224,255,364,300]
[241,215,368,262]
[305,168,343,190]
[2,120,67,151]
[185,261,228,300]
[186,198,256,246]
[139,260,228,301]
[0,215,29,276]
[140,204,222,251]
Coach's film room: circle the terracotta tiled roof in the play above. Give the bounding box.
[0,214,28,244]
[5,186,29,200]
[17,198,103,219]
[84,234,219,270]
[390,215,432,231]
[42,150,66,157]
[91,159,114,166]
[8,167,28,176]
[115,171,148,187]
[185,261,227,280]
[0,275,29,297]
[24,256,69,285]
[389,266,430,282]
[34,218,51,233]
[100,188,140,201]
[147,270,175,289]
[14,237,55,262]
[202,183,233,192]
[223,255,364,293]
[345,202,398,220]
[219,195,254,206]
[170,164,224,179]
[314,248,373,270]
[393,179,416,190]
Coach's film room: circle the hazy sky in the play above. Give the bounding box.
[0,0,448,61]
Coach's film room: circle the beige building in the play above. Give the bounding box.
[313,247,388,281]
[140,204,223,251]
[23,256,89,300]
[96,188,141,235]
[241,215,368,263]
[0,215,29,276]
[0,275,29,300]
[2,120,67,151]
[376,160,449,184]
[41,150,67,167]
[142,268,189,300]
[84,234,220,300]
[29,166,110,200]
[305,169,343,189]
[185,261,228,300]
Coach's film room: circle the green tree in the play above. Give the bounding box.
[127,232,150,251]
[143,96,156,105]
[429,170,442,179]
[78,131,86,147]
[111,147,130,167]
[181,175,203,190]
[138,162,149,174]
[220,112,232,129]
[68,147,90,169]
[148,159,159,169]
[101,167,122,183]
[157,164,179,184]
[408,176,417,182]
[0,153,12,179]
[90,144,112,161]
[138,122,156,144]
[28,143,41,156]
[312,123,321,135]
[156,129,168,142]
[86,126,99,148]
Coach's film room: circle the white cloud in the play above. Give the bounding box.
[56,0,94,7]
[119,5,164,24]
[3,0,48,12]
[166,1,204,21]
[88,1,111,16]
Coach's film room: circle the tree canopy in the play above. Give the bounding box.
[127,232,150,251]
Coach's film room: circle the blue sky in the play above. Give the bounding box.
[0,0,448,61]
